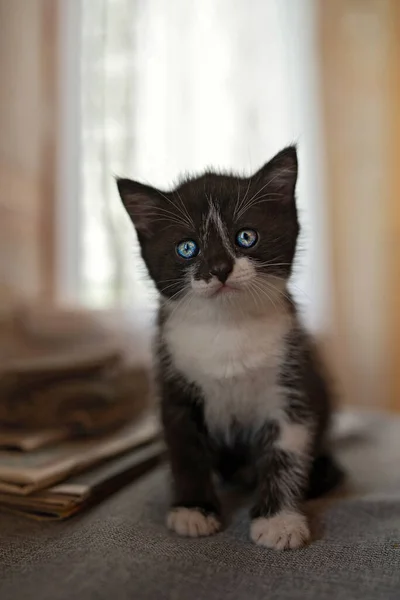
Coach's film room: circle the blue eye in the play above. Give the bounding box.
[236,229,258,249]
[176,239,199,259]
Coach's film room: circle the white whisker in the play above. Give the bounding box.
[156,189,194,229]
[235,167,295,220]
[250,280,281,313]
[233,176,252,220]
[236,192,283,220]
[174,189,195,230]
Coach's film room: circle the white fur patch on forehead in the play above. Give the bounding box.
[202,196,234,256]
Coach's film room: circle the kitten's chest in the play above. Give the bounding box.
[164,310,291,434]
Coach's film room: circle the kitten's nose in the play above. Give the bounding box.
[210,262,233,284]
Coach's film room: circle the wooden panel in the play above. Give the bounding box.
[388,1,400,410]
[39,0,59,301]
[0,0,59,309]
[317,0,395,409]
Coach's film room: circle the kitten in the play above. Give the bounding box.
[117,146,342,550]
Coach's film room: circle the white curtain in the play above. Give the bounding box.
[80,0,328,330]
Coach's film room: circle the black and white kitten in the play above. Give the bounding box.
[117,146,342,550]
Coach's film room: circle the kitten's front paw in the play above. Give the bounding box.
[167,507,221,538]
[250,510,310,550]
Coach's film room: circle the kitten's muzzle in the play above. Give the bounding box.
[209,262,233,284]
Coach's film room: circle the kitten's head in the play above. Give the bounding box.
[117,146,299,306]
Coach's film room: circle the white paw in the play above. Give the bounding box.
[250,510,310,550]
[167,507,221,538]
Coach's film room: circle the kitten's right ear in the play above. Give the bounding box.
[116,178,161,238]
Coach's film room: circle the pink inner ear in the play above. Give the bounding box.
[272,165,297,191]
[123,193,156,236]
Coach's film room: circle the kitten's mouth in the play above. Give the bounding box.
[213,283,238,296]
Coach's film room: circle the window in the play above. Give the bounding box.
[62,0,328,331]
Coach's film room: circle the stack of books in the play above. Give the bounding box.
[0,304,162,520]
[0,414,162,520]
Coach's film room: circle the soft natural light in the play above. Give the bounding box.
[78,0,328,331]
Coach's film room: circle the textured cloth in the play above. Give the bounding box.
[1,411,400,600]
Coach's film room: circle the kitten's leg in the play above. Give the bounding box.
[214,447,256,490]
[306,453,345,499]
[250,420,312,550]
[162,386,221,538]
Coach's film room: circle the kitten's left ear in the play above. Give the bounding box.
[116,178,162,238]
[255,145,298,200]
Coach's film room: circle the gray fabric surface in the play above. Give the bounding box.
[1,410,400,600]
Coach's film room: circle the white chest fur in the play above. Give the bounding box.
[163,301,293,439]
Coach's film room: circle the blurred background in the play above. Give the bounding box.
[0,0,399,411]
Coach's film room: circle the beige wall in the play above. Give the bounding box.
[387,2,400,411]
[0,0,57,310]
[318,0,398,410]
